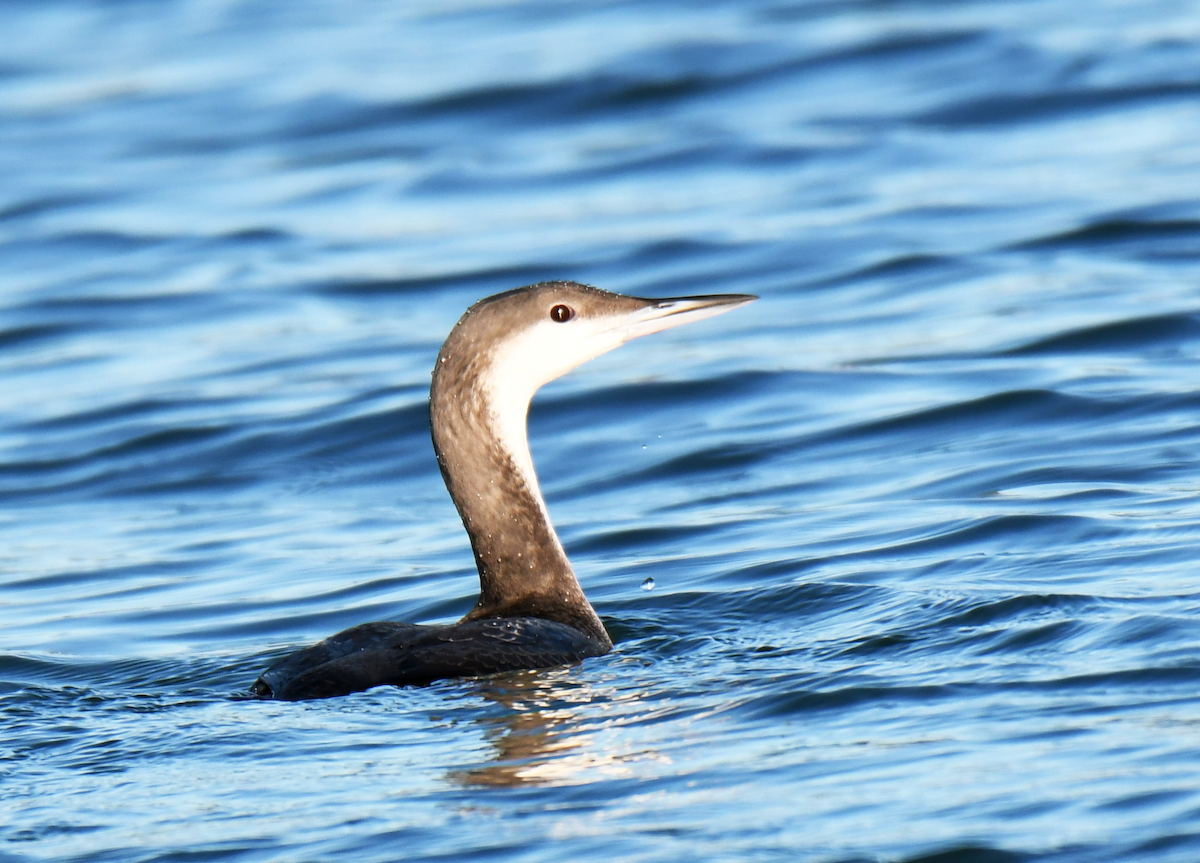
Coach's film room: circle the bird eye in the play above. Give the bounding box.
[550,304,574,323]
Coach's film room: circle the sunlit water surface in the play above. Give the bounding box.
[4,1,1200,861]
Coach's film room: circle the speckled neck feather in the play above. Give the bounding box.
[430,292,611,648]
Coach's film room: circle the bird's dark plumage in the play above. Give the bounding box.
[252,618,607,701]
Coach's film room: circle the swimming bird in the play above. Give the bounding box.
[252,281,755,700]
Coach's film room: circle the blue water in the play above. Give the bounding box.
[4,1,1200,860]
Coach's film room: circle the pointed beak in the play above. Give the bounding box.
[620,293,757,341]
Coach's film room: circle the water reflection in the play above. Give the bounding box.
[449,668,658,788]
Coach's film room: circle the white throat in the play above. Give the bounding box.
[477,315,630,528]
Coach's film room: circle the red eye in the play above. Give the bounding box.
[550,304,574,323]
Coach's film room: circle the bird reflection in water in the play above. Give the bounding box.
[445,668,663,788]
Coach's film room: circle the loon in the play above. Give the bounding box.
[252,281,755,700]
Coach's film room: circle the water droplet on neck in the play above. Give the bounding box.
[640,577,655,591]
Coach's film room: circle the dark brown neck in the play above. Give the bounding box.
[430,350,610,647]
